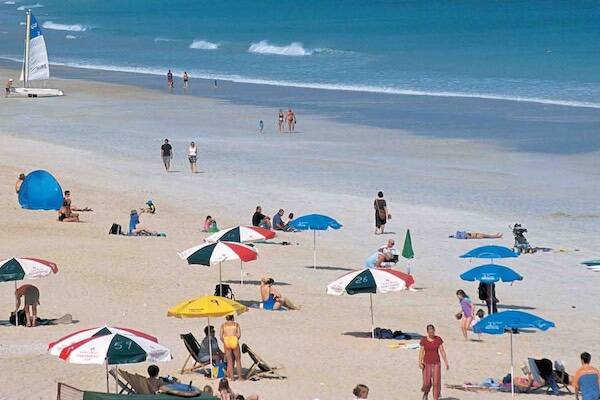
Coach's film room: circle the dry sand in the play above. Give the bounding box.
[0,70,599,400]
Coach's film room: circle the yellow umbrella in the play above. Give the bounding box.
[167,295,247,377]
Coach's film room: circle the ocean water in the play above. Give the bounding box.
[1,0,600,108]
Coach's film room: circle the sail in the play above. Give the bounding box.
[19,13,50,82]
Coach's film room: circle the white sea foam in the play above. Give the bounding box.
[248,41,311,56]
[189,39,219,50]
[154,37,172,43]
[42,21,87,32]
[65,34,77,40]
[2,56,598,110]
[17,3,43,10]
[4,1,16,5]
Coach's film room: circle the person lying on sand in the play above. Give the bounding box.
[260,276,299,310]
[58,200,80,222]
[450,231,502,239]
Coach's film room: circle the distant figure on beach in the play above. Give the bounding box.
[419,324,449,400]
[183,71,189,90]
[15,173,25,194]
[58,200,79,222]
[277,109,284,133]
[573,352,600,400]
[478,282,498,315]
[214,79,218,87]
[203,216,214,232]
[64,190,92,212]
[220,315,242,380]
[5,78,13,97]
[15,284,39,327]
[377,239,398,267]
[167,70,174,90]
[374,191,391,234]
[259,216,272,230]
[286,108,296,132]
[198,325,224,364]
[260,276,299,310]
[218,378,259,400]
[259,120,264,134]
[353,384,369,399]
[188,141,198,173]
[161,139,173,172]
[140,200,156,214]
[252,206,265,227]
[273,209,286,231]
[129,209,159,236]
[455,289,474,341]
[450,231,503,239]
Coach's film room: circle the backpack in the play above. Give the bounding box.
[109,223,123,235]
[214,284,234,299]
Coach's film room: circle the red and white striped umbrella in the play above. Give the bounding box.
[58,332,171,365]
[49,326,158,356]
[179,241,258,286]
[327,268,415,338]
[205,225,275,244]
[0,257,58,281]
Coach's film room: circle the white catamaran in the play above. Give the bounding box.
[9,10,64,97]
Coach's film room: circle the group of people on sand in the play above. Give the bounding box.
[277,108,296,133]
[161,138,200,173]
[251,205,296,231]
[166,70,190,92]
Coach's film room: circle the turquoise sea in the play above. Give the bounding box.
[1,0,600,108]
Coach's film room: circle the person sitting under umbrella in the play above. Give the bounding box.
[198,325,224,364]
[260,276,299,310]
[15,284,40,327]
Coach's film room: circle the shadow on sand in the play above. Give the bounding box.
[223,279,290,286]
[303,265,354,272]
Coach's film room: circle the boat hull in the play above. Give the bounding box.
[11,87,64,97]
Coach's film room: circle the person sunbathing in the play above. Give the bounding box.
[260,276,299,310]
[58,200,79,222]
[63,190,92,212]
[450,231,502,239]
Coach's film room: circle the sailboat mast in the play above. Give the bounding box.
[23,10,31,88]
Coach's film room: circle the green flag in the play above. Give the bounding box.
[402,229,414,259]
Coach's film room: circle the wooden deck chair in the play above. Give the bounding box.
[180,333,210,374]
[241,343,286,380]
[528,358,572,395]
[117,369,153,395]
[108,368,133,394]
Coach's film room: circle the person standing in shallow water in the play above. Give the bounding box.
[183,71,189,91]
[167,70,174,90]
[374,191,391,234]
[419,324,449,400]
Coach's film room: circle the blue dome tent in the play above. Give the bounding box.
[18,170,63,210]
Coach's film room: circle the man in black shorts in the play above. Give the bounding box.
[161,139,173,172]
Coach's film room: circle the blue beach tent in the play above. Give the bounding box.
[18,170,63,210]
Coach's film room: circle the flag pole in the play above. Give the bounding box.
[510,331,514,397]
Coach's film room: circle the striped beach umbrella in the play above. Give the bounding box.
[0,257,58,326]
[327,268,414,338]
[205,225,275,244]
[179,241,258,291]
[49,326,158,356]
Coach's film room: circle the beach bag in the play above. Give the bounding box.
[109,223,123,235]
[214,284,234,299]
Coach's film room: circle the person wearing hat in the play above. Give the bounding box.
[128,209,159,236]
[141,200,156,214]
[5,78,13,97]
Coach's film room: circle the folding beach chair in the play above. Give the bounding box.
[108,368,134,394]
[117,369,153,395]
[180,333,210,374]
[528,358,572,395]
[242,343,286,380]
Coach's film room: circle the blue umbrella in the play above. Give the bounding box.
[289,214,342,269]
[460,245,518,260]
[473,311,555,397]
[460,264,523,284]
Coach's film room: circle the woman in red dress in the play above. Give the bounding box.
[418,324,449,400]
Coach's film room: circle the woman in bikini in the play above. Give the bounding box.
[277,109,284,133]
[286,108,296,132]
[220,315,243,380]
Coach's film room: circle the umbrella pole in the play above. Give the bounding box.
[313,230,317,269]
[208,317,213,379]
[105,360,109,392]
[219,262,223,296]
[510,331,514,398]
[240,260,243,285]
[370,293,375,339]
[114,365,118,393]
[14,281,18,327]
[488,283,493,315]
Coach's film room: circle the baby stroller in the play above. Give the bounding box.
[512,223,532,254]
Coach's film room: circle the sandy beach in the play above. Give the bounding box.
[1,66,599,400]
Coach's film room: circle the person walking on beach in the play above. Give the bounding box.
[183,71,189,91]
[15,284,40,327]
[286,108,296,132]
[374,191,391,234]
[161,139,173,172]
[5,78,13,97]
[259,120,264,134]
[188,141,198,173]
[167,70,174,90]
[277,109,284,133]
[456,289,474,341]
[419,324,449,400]
[220,315,243,380]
